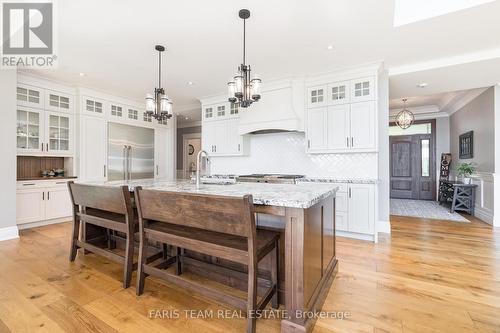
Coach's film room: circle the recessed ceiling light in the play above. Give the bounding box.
[417,82,428,88]
[327,45,334,50]
[79,72,86,77]
[187,81,194,86]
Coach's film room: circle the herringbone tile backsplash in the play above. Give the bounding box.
[210,132,378,178]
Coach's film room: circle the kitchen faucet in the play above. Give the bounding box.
[196,150,210,189]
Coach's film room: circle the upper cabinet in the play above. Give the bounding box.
[82,96,105,117]
[45,90,73,113]
[109,103,124,120]
[17,84,44,109]
[306,75,377,154]
[203,102,237,121]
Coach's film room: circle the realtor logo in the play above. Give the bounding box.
[1,1,56,67]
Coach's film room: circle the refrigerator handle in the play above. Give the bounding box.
[128,146,132,181]
[123,145,127,180]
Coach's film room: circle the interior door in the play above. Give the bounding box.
[390,134,435,200]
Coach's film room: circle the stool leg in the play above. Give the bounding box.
[247,260,257,333]
[69,216,80,261]
[270,239,279,309]
[175,247,183,275]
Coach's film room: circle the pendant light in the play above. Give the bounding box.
[396,98,414,129]
[145,45,173,121]
[227,9,261,108]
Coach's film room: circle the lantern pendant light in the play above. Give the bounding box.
[145,45,173,121]
[396,98,415,129]
[227,9,261,108]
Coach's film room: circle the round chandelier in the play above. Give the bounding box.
[396,98,414,129]
[227,9,262,108]
[145,45,173,121]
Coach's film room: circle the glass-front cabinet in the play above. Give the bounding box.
[17,107,43,153]
[46,112,72,154]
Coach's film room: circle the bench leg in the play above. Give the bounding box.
[270,239,279,309]
[175,247,183,275]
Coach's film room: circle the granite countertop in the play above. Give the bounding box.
[80,179,338,209]
[299,177,379,184]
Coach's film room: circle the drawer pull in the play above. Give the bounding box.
[23,183,36,186]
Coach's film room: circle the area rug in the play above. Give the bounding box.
[390,199,470,222]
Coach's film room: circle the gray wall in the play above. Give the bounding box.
[176,126,201,170]
[450,87,495,173]
[0,70,17,232]
[436,117,451,193]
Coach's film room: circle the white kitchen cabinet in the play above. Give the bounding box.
[154,127,174,179]
[307,85,327,108]
[45,90,73,113]
[16,188,45,224]
[306,107,328,151]
[203,105,215,121]
[80,116,107,181]
[202,118,248,156]
[45,187,73,220]
[16,107,44,154]
[327,105,350,150]
[226,118,244,154]
[327,81,350,105]
[348,184,375,234]
[17,84,44,109]
[45,111,74,155]
[109,103,125,120]
[350,101,376,151]
[81,96,106,117]
[350,77,375,102]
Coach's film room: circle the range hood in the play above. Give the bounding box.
[238,79,305,135]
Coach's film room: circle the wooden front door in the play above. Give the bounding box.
[390,134,435,200]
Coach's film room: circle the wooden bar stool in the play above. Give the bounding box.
[134,187,280,333]
[67,181,137,288]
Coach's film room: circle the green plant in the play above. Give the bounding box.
[457,162,475,177]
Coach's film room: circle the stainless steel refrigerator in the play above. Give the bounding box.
[108,122,154,181]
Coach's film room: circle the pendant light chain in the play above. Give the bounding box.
[145,45,173,121]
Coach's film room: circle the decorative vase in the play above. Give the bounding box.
[462,177,471,184]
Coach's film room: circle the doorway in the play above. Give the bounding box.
[390,120,436,200]
[182,134,201,179]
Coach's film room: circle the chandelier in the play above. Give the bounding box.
[145,45,173,121]
[396,98,414,129]
[227,9,261,108]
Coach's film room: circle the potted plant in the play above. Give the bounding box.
[457,162,475,184]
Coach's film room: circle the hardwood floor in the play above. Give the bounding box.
[0,215,498,332]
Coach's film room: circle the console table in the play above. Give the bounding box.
[439,180,477,215]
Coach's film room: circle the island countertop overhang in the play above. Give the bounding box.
[77,179,338,209]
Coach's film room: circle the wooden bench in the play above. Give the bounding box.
[134,187,280,333]
[67,181,138,288]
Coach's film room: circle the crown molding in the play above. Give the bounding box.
[442,88,488,115]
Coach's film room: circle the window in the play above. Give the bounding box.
[49,94,70,109]
[217,105,225,117]
[354,81,370,97]
[205,107,213,118]
[389,123,432,136]
[86,99,103,113]
[17,87,40,104]
[310,89,324,103]
[128,109,138,120]
[111,105,123,117]
[421,139,430,177]
[143,112,152,122]
[230,103,239,115]
[331,85,346,101]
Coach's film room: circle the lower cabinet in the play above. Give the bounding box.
[334,183,376,240]
[16,180,73,226]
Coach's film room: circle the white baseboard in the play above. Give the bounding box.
[474,206,493,225]
[336,230,375,242]
[0,226,19,241]
[17,217,71,230]
[377,220,391,234]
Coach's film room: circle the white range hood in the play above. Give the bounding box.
[237,79,305,135]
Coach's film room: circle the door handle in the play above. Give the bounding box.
[307,140,310,149]
[42,192,44,200]
[46,143,49,151]
[348,187,351,198]
[351,137,354,147]
[238,143,240,152]
[156,165,159,176]
[104,165,106,178]
[47,191,50,200]
[41,142,44,151]
[346,137,349,147]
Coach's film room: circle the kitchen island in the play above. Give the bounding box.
[80,179,338,333]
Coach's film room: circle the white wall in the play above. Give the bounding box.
[0,69,19,241]
[209,132,378,179]
[377,69,390,233]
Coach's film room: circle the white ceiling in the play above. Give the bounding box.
[22,0,500,123]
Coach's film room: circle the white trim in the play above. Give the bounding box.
[377,220,391,234]
[336,230,375,242]
[17,217,70,230]
[442,88,488,115]
[0,226,19,241]
[388,48,500,76]
[475,206,493,225]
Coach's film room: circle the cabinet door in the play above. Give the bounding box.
[327,81,350,105]
[82,96,106,117]
[16,188,45,224]
[109,103,125,120]
[17,107,44,154]
[154,127,173,179]
[45,90,73,113]
[213,120,227,155]
[307,107,327,151]
[17,84,44,109]
[351,77,375,102]
[226,118,242,155]
[348,184,375,234]
[203,105,215,121]
[45,112,73,155]
[350,101,376,151]
[335,211,349,232]
[202,121,215,153]
[215,103,228,119]
[45,187,72,220]
[80,116,107,181]
[307,85,327,108]
[327,105,350,151]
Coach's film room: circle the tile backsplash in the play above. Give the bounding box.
[209,132,378,179]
